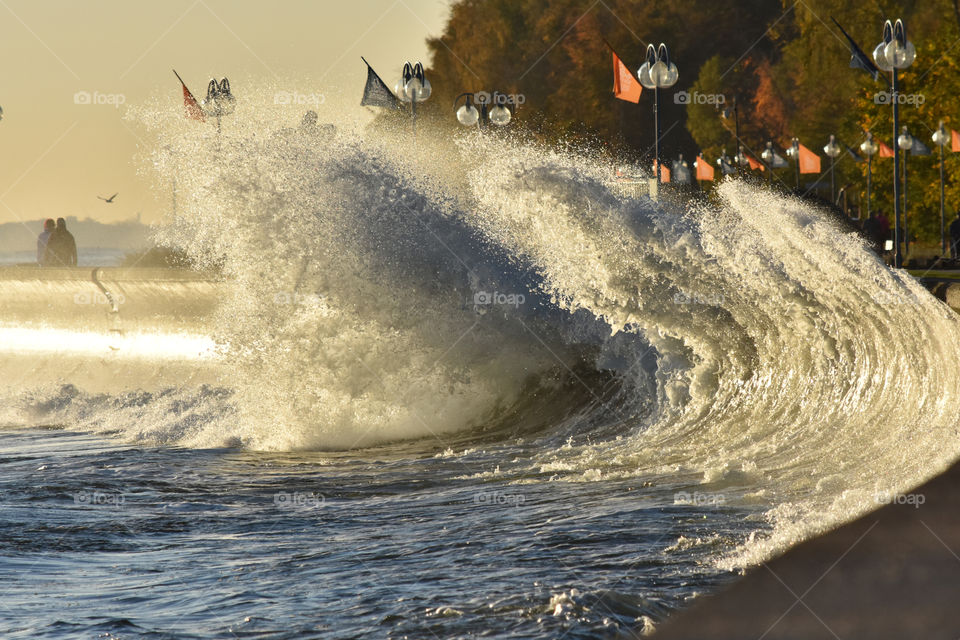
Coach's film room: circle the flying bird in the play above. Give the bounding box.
[98,193,118,203]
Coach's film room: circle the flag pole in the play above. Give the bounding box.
[892,69,903,267]
[940,133,947,255]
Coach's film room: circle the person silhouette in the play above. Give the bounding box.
[44,217,78,267]
[37,218,55,265]
[862,211,885,253]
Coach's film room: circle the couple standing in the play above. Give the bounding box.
[37,218,78,267]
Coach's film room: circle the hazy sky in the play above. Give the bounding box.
[0,0,451,226]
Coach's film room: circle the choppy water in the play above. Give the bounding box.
[2,98,960,638]
[1,428,753,638]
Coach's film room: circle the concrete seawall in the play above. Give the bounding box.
[656,459,960,639]
[0,266,227,393]
[0,266,223,334]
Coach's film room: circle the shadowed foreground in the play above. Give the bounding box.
[657,459,960,639]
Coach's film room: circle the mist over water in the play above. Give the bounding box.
[4,92,960,637]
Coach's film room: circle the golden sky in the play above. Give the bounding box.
[0,0,450,225]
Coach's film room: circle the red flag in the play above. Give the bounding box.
[952,129,960,153]
[745,154,764,171]
[878,140,894,158]
[174,69,206,122]
[653,160,670,183]
[612,51,642,103]
[797,143,821,174]
[695,155,714,181]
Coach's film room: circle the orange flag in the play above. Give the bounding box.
[878,140,895,158]
[797,143,821,174]
[745,154,764,171]
[952,129,960,152]
[695,155,714,181]
[653,160,670,183]
[174,69,206,122]
[612,51,642,103]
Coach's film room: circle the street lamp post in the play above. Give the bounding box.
[396,62,431,135]
[638,43,679,185]
[721,98,741,175]
[202,78,236,137]
[785,137,800,188]
[672,154,691,184]
[933,120,950,255]
[735,145,749,172]
[454,92,513,129]
[874,19,916,268]
[717,149,736,176]
[454,93,480,128]
[860,132,879,219]
[898,126,914,256]
[824,135,842,204]
[761,141,775,185]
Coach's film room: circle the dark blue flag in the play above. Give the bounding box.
[360,57,399,109]
[831,18,880,81]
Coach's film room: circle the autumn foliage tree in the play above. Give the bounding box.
[421,0,960,248]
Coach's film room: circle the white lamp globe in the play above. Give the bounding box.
[898,131,913,150]
[900,40,916,67]
[637,62,656,89]
[933,126,948,147]
[404,77,423,101]
[650,60,669,86]
[885,39,916,69]
[824,135,841,158]
[489,104,512,126]
[456,104,480,126]
[873,42,894,72]
[662,63,679,88]
[417,78,432,102]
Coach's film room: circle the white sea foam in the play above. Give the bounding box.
[2,91,960,569]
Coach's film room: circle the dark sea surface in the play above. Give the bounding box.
[1,428,756,639]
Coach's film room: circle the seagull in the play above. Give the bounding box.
[98,193,118,203]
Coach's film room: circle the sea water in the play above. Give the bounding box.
[2,101,960,638]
